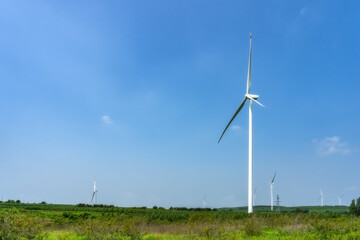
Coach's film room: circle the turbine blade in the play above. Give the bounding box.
[218,97,248,143]
[246,32,252,94]
[91,192,95,202]
[271,172,277,184]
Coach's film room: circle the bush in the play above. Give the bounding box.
[0,208,44,240]
[243,216,263,236]
[121,219,141,238]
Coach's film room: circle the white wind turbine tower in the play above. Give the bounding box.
[319,190,324,207]
[203,194,206,208]
[218,32,265,213]
[91,177,98,205]
[269,172,277,211]
[338,195,344,206]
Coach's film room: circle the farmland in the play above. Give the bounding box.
[0,202,360,239]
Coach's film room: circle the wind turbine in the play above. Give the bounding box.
[203,194,206,208]
[338,195,344,206]
[319,189,324,207]
[91,177,98,205]
[218,32,265,213]
[253,186,257,207]
[270,172,277,211]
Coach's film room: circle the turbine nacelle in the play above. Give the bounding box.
[246,94,265,108]
[245,94,259,100]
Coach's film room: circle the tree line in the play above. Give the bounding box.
[350,197,360,216]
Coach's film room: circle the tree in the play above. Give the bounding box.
[356,197,360,216]
[350,198,360,216]
[350,199,356,215]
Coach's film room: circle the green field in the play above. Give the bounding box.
[220,205,349,213]
[0,202,359,239]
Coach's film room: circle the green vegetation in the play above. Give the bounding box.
[0,202,359,239]
[350,197,360,216]
[220,205,349,214]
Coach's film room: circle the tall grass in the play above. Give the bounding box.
[0,205,359,239]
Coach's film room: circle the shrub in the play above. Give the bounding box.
[243,216,263,236]
[121,219,141,238]
[0,208,44,240]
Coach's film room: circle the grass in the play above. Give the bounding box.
[0,202,358,239]
[46,231,87,240]
[43,230,360,240]
[219,205,349,213]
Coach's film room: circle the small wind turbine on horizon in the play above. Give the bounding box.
[338,195,344,206]
[319,190,324,207]
[203,194,206,208]
[218,32,265,214]
[91,177,98,205]
[270,172,277,211]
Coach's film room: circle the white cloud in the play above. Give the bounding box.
[313,136,352,156]
[101,115,113,124]
[230,125,241,131]
[300,7,308,16]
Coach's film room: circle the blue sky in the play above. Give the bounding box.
[0,0,360,208]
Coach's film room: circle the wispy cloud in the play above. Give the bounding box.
[300,7,308,16]
[101,115,113,124]
[313,136,352,156]
[223,194,236,201]
[344,186,357,191]
[230,125,241,131]
[125,192,136,198]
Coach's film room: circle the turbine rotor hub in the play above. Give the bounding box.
[246,94,259,100]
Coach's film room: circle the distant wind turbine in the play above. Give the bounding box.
[338,195,344,206]
[203,194,206,208]
[91,177,98,205]
[218,32,265,214]
[270,172,277,211]
[319,190,324,207]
